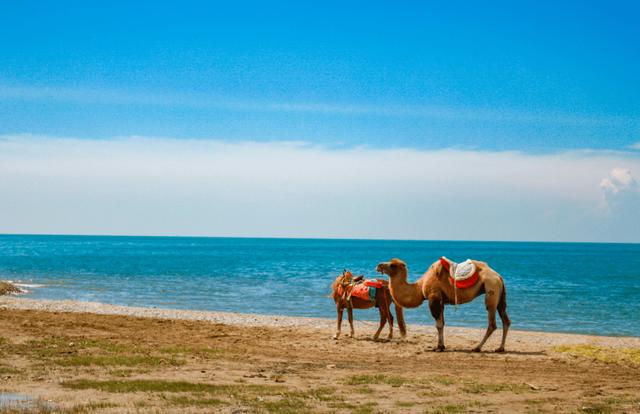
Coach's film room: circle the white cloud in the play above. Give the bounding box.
[630,142,640,150]
[0,83,629,127]
[1,134,640,242]
[600,167,640,215]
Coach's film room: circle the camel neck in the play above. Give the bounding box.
[388,273,425,309]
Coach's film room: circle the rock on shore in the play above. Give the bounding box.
[0,281,23,295]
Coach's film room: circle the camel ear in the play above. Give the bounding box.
[390,259,406,269]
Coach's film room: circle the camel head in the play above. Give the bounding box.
[376,258,407,279]
[335,270,354,286]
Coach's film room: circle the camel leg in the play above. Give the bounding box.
[429,297,445,351]
[382,291,394,340]
[373,306,386,341]
[395,304,407,338]
[473,306,497,352]
[496,287,511,352]
[373,290,386,340]
[386,300,394,340]
[333,302,343,340]
[347,306,355,338]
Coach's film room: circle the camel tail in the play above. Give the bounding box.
[394,303,407,337]
[497,277,507,313]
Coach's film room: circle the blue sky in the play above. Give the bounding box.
[1,0,639,150]
[1,1,639,241]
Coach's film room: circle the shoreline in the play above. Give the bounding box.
[2,296,639,349]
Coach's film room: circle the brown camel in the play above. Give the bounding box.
[331,271,406,341]
[376,258,510,352]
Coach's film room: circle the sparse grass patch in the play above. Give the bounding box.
[461,381,529,394]
[13,337,134,360]
[160,345,225,358]
[107,368,147,377]
[580,404,613,414]
[0,365,20,375]
[344,373,410,387]
[55,355,184,367]
[133,400,148,408]
[328,401,378,414]
[555,345,640,365]
[430,376,455,386]
[165,395,226,407]
[395,400,416,407]
[260,396,308,414]
[426,403,467,414]
[294,387,337,402]
[426,401,488,413]
[354,386,374,394]
[68,401,118,413]
[350,402,378,414]
[578,396,640,414]
[61,379,285,397]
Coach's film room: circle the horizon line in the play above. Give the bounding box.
[1,232,638,246]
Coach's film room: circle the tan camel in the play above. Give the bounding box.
[376,258,510,352]
[331,271,406,341]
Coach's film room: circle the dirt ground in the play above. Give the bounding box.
[0,308,639,413]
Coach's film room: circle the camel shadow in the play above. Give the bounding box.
[437,349,546,356]
[348,336,413,344]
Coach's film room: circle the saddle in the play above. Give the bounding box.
[440,257,479,289]
[338,271,384,304]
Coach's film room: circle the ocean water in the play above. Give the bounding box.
[0,235,638,337]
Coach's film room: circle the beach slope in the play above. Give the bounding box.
[1,298,639,413]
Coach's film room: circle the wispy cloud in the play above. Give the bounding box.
[1,134,640,242]
[600,167,640,214]
[0,82,630,127]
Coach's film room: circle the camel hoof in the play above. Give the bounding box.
[495,347,505,353]
[433,346,445,352]
[472,347,482,353]
[333,334,339,340]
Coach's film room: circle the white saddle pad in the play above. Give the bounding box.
[452,259,476,281]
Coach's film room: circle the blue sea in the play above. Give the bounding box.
[0,235,638,337]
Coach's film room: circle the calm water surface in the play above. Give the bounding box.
[1,235,638,336]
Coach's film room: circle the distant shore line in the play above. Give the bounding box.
[3,233,640,245]
[2,296,639,349]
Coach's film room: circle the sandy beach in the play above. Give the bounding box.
[1,297,639,413]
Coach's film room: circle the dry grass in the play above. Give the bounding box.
[1,308,639,413]
[61,379,285,396]
[55,354,184,367]
[343,373,411,387]
[555,344,640,365]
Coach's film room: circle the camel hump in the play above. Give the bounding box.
[453,260,476,281]
[440,257,477,281]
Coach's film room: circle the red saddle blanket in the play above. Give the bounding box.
[350,280,383,301]
[449,273,479,289]
[440,257,480,289]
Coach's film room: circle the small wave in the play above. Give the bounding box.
[13,283,45,289]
